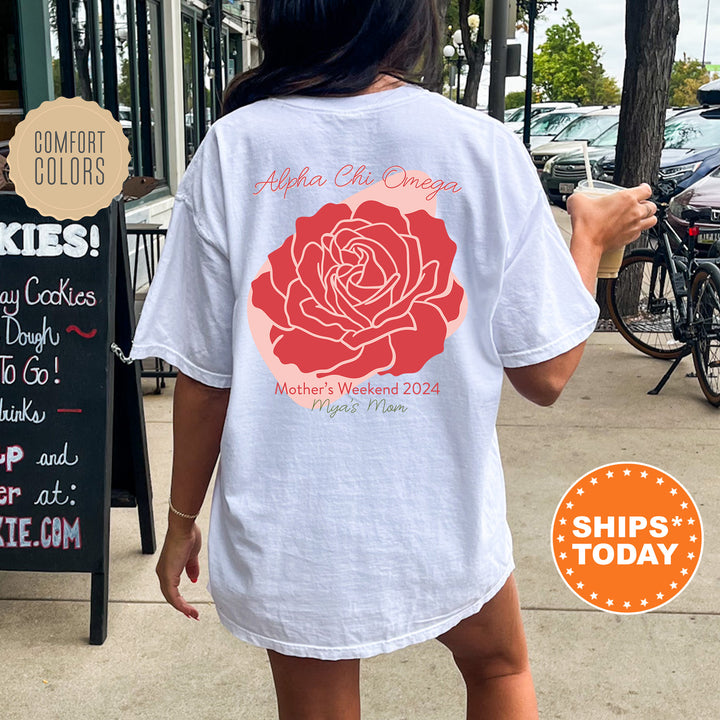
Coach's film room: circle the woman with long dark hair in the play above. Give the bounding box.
[132,2,656,717]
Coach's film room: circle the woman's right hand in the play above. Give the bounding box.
[156,520,202,620]
[566,183,658,256]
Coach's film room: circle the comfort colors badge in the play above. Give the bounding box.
[7,97,130,221]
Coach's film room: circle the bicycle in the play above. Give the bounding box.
[605,180,720,406]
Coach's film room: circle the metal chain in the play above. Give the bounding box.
[110,342,134,365]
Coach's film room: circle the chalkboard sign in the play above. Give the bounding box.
[0,193,154,644]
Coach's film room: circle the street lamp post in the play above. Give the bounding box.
[443,29,466,104]
[516,0,557,150]
[442,43,456,100]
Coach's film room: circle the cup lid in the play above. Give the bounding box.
[576,179,622,192]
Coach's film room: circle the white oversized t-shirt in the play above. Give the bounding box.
[131,85,599,659]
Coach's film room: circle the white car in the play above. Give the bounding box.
[516,107,605,149]
[531,107,621,173]
[504,102,578,132]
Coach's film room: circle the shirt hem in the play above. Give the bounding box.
[499,316,598,368]
[212,562,515,660]
[130,343,232,388]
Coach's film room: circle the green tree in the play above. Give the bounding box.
[442,1,527,107]
[505,90,525,108]
[669,55,714,106]
[532,10,618,105]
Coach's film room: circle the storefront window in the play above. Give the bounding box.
[147,0,166,180]
[182,14,198,165]
[0,0,23,145]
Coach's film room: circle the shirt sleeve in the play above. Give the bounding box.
[130,195,235,387]
[491,189,599,368]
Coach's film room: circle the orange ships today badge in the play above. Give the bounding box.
[551,463,703,614]
[7,97,130,221]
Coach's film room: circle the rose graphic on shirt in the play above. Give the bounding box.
[248,172,467,407]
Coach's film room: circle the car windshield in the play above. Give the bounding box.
[554,114,619,142]
[664,115,720,149]
[506,107,525,123]
[524,112,582,136]
[590,124,619,147]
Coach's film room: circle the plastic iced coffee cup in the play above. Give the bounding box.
[573,179,625,279]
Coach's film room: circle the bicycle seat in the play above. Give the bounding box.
[681,207,713,223]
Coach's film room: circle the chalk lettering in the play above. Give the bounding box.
[34,480,71,507]
[3,314,61,354]
[0,288,20,316]
[0,397,47,424]
[24,276,96,307]
[0,486,21,505]
[0,445,24,472]
[36,442,79,467]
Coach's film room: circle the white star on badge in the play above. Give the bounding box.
[577,582,584,589]
[670,582,678,589]
[681,568,688,576]
[641,599,648,607]
[656,478,664,485]
[606,471,614,478]
[672,516,682,526]
[577,488,584,495]
[559,517,567,525]
[687,552,695,560]
[690,535,697,542]
[670,488,678,495]
[557,535,565,542]
[681,502,688,509]
[591,592,598,600]
[590,477,598,485]
[640,471,648,478]
[566,568,574,576]
[688,518,695,525]
[623,469,631,476]
[606,599,613,607]
[559,552,567,560]
[656,592,664,600]
[566,501,574,509]
[623,601,631,608]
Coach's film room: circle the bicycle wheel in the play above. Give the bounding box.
[690,266,720,406]
[606,250,686,359]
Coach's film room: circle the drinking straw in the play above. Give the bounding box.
[581,140,594,189]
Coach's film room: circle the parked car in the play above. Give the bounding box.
[597,105,720,190]
[540,122,619,204]
[540,105,720,204]
[519,106,605,150]
[504,102,578,132]
[667,165,720,254]
[698,78,720,105]
[531,107,620,172]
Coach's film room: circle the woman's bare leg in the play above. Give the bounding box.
[267,649,361,720]
[436,574,538,720]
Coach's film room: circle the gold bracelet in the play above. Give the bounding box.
[169,497,200,520]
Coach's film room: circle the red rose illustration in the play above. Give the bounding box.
[250,200,465,379]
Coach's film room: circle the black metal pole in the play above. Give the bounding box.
[522,0,537,150]
[489,0,509,120]
[56,0,75,98]
[135,0,153,176]
[100,0,119,118]
[456,54,462,104]
[213,0,224,118]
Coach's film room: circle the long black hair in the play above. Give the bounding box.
[222,0,441,114]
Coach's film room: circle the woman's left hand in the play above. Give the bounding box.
[156,521,202,619]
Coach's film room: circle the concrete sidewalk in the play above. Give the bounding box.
[2,209,719,718]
